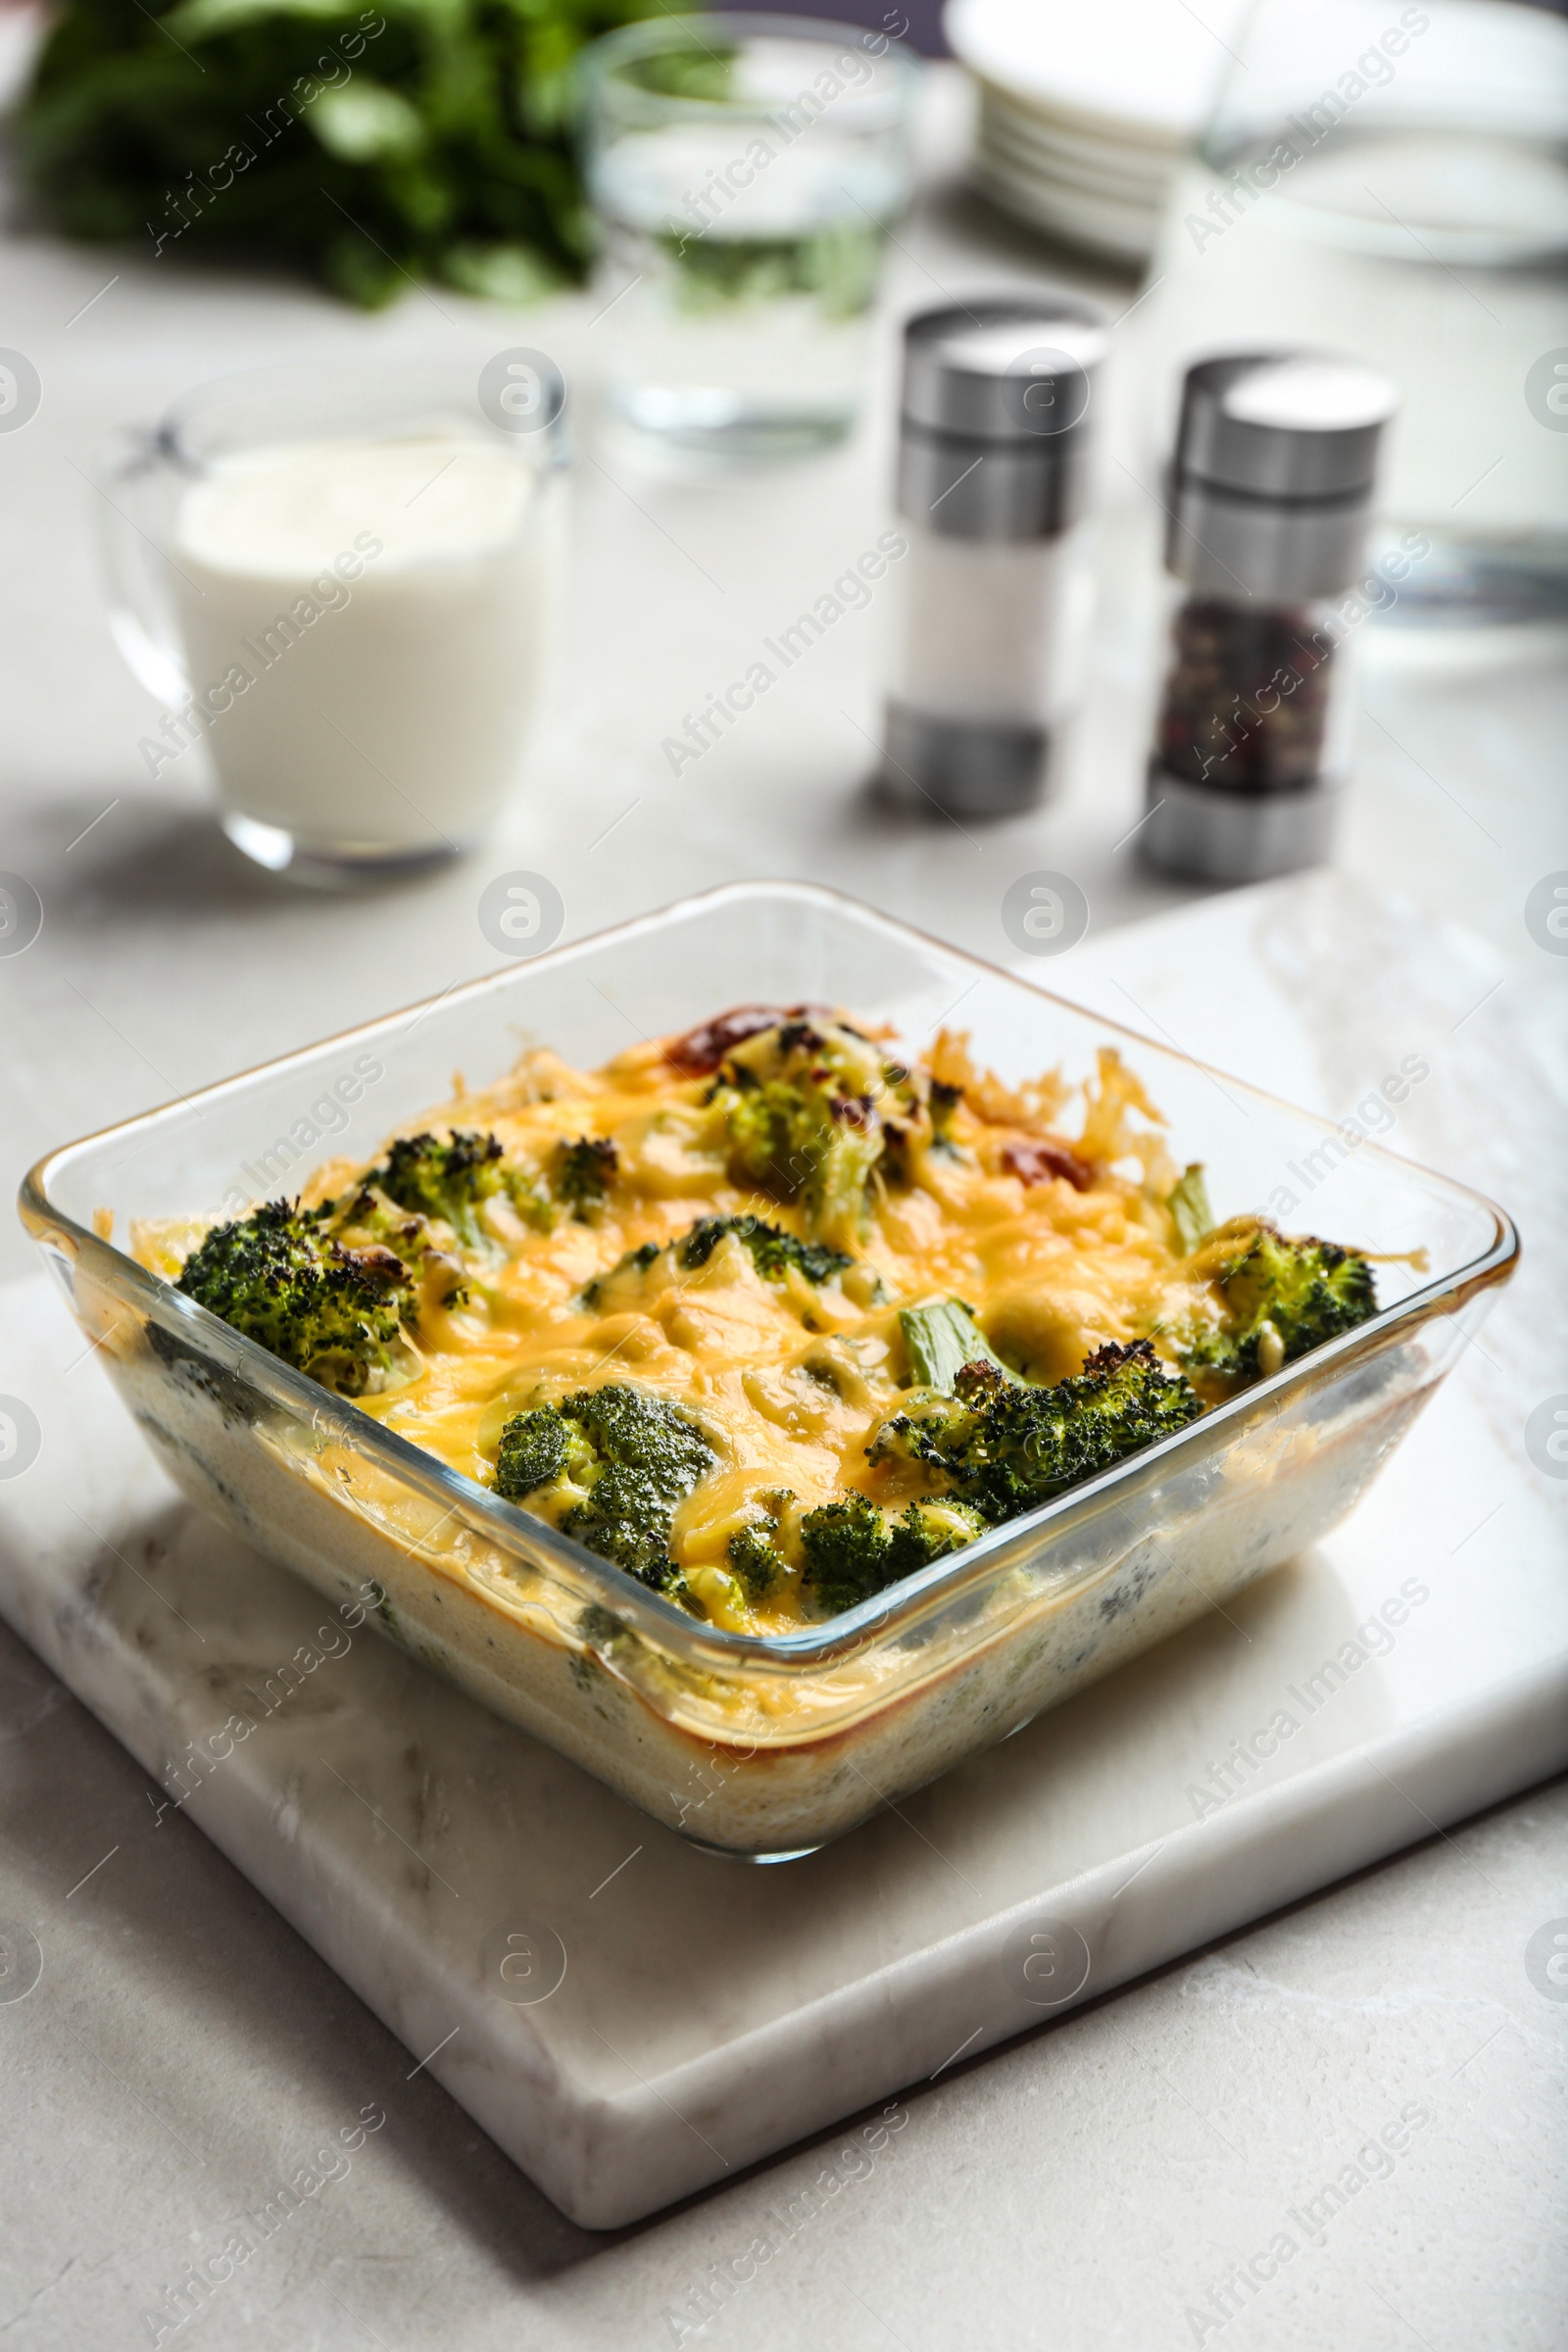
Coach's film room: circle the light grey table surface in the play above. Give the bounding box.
[2,64,1565,2352]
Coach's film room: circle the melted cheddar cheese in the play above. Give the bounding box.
[224,1010,1221,1634]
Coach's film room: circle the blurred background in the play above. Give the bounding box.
[0,0,1564,1283]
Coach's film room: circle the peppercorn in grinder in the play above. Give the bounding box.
[1142,352,1398,883]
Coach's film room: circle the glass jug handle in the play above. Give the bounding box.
[92,427,192,709]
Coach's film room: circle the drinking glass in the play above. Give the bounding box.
[1141,0,1568,620]
[95,355,570,885]
[580,11,917,460]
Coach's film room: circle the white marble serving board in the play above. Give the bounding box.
[2,876,1563,2230]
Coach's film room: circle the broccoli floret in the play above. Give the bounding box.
[495,1405,577,1496]
[797,1494,889,1614]
[364,1130,508,1246]
[1182,1221,1377,1384]
[808,1106,884,1253]
[356,1130,554,1243]
[176,1200,413,1397]
[555,1135,617,1220]
[565,1467,683,1586]
[868,1340,1202,1524]
[706,1018,903,1251]
[727,1524,783,1597]
[720,1078,878,1235]
[726,1487,796,1598]
[892,1496,991,1577]
[678,1215,852,1287]
[492,1381,715,1594]
[799,1492,987,1615]
[583,1216,854,1313]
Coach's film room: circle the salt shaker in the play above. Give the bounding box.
[880,296,1106,819]
[1142,352,1398,883]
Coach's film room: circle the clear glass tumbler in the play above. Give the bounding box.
[95,355,570,885]
[580,11,917,460]
[1141,0,1568,620]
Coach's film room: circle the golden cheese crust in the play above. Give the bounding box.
[196,1013,1216,1634]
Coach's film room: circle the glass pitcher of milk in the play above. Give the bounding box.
[95,356,568,883]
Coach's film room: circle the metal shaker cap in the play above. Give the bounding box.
[1175,352,1398,504]
[897,297,1106,539]
[902,297,1107,444]
[1166,351,1398,597]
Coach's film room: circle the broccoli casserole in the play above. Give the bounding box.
[133,1005,1379,1636]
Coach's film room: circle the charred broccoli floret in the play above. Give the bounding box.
[799,1493,987,1616]
[555,1135,617,1220]
[1181,1220,1377,1384]
[868,1341,1202,1524]
[175,1200,413,1397]
[492,1381,715,1594]
[706,1017,906,1251]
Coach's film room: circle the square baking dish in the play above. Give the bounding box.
[19,883,1517,1857]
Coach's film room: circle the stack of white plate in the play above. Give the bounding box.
[944,0,1251,265]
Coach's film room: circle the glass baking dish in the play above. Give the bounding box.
[19,883,1516,1858]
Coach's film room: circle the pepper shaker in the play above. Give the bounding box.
[1142,351,1398,883]
[879,296,1106,820]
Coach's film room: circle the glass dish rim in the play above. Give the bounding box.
[19,877,1519,1670]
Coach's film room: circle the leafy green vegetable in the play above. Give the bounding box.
[16,0,675,306]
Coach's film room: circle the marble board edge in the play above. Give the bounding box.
[3,1537,1564,2229]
